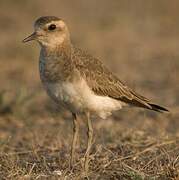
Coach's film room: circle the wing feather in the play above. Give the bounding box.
[72,47,168,112]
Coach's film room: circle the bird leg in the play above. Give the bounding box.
[70,113,79,169]
[84,112,93,173]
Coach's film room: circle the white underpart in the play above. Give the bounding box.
[44,79,125,119]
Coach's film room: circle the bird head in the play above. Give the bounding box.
[23,16,70,48]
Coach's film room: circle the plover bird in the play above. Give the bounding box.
[23,16,168,173]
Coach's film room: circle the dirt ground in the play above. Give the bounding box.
[0,0,178,179]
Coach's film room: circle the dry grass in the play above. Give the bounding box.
[0,0,179,179]
[0,107,178,179]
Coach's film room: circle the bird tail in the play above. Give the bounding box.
[121,90,169,113]
[147,103,169,113]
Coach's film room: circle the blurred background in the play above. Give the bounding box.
[0,0,179,108]
[0,0,179,178]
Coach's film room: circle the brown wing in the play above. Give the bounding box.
[73,47,168,112]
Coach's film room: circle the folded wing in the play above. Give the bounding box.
[73,48,168,112]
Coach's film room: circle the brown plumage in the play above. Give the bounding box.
[73,47,168,112]
[23,16,169,175]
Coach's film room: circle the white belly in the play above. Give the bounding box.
[43,79,125,119]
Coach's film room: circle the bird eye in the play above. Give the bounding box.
[48,24,56,31]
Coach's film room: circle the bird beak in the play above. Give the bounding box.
[22,32,37,43]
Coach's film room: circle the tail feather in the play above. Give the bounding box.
[148,103,169,113]
[127,89,169,113]
[118,96,169,113]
